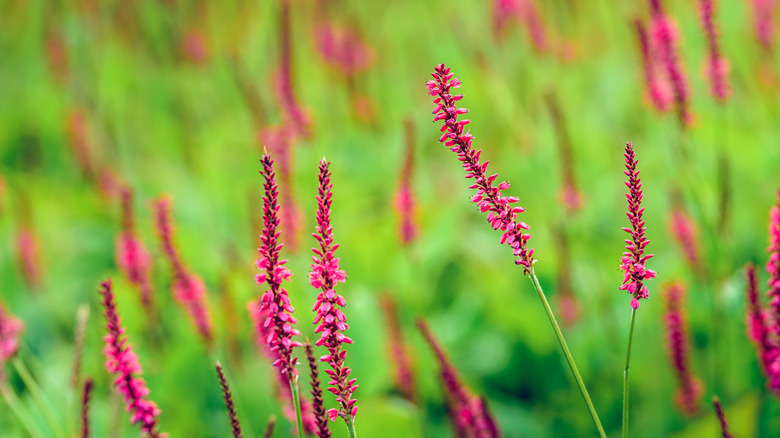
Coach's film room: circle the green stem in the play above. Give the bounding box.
[622,308,637,438]
[289,376,305,438]
[1,381,46,438]
[529,270,606,438]
[345,414,357,438]
[12,357,66,438]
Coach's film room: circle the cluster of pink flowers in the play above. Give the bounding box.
[0,304,23,373]
[669,206,702,276]
[394,119,418,246]
[633,1,691,125]
[309,159,358,424]
[154,197,213,343]
[663,283,703,416]
[314,22,374,79]
[697,0,731,101]
[417,319,499,438]
[492,0,548,52]
[427,63,534,273]
[619,142,656,309]
[749,0,778,51]
[116,186,153,308]
[16,226,42,290]
[255,154,302,381]
[99,279,163,437]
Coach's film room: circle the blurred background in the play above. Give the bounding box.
[1,0,779,436]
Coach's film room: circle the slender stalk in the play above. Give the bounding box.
[289,377,305,438]
[529,269,606,438]
[1,381,46,438]
[346,415,357,438]
[622,308,637,438]
[12,357,66,438]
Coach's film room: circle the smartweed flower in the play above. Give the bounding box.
[305,342,331,438]
[16,226,42,291]
[417,319,499,438]
[116,187,153,309]
[663,283,703,416]
[633,19,673,112]
[697,0,731,101]
[309,159,358,426]
[394,119,418,245]
[99,279,163,437]
[669,206,702,276]
[380,294,416,401]
[427,63,534,272]
[749,0,778,51]
[256,153,302,380]
[215,362,243,438]
[0,304,23,374]
[712,396,732,438]
[154,197,213,343]
[80,378,93,438]
[649,0,692,126]
[620,142,656,309]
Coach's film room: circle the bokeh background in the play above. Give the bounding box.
[1,0,779,436]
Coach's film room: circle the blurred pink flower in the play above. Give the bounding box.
[619,142,656,309]
[0,304,23,369]
[492,0,548,52]
[633,19,673,112]
[380,294,415,401]
[99,279,163,437]
[16,227,42,291]
[669,207,702,276]
[181,30,209,64]
[698,0,731,101]
[314,22,374,78]
[394,119,418,245]
[649,1,692,126]
[116,187,153,308]
[427,63,534,273]
[749,0,778,51]
[258,126,301,252]
[154,197,213,343]
[663,283,703,416]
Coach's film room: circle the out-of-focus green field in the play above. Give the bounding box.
[1,0,779,436]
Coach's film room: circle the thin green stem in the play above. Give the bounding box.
[622,308,637,438]
[12,357,66,438]
[346,414,357,438]
[1,381,46,438]
[289,376,305,438]
[529,270,606,438]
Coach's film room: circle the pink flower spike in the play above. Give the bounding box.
[697,0,731,102]
[0,303,23,376]
[649,1,693,126]
[619,142,655,308]
[712,396,733,438]
[394,119,419,245]
[256,153,301,382]
[116,186,153,309]
[767,191,780,332]
[99,279,163,437]
[309,159,358,426]
[427,63,535,273]
[669,205,702,277]
[663,283,703,416]
[154,197,213,344]
[749,0,778,51]
[633,18,673,113]
[380,294,416,401]
[16,226,42,291]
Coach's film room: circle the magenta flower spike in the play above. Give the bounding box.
[712,396,732,438]
[744,264,779,391]
[394,119,418,246]
[99,279,163,437]
[427,63,534,272]
[417,319,499,438]
[767,191,780,331]
[248,301,318,435]
[0,303,23,376]
[697,0,731,102]
[380,294,416,401]
[314,22,374,79]
[116,187,153,309]
[304,341,332,438]
[309,159,358,428]
[649,0,692,126]
[154,197,213,343]
[619,142,656,309]
[749,0,778,51]
[663,283,703,416]
[16,226,42,291]
[634,19,673,112]
[275,0,311,140]
[669,206,702,276]
[256,154,302,382]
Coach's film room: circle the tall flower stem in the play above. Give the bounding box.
[12,357,66,438]
[0,381,46,438]
[622,308,637,438]
[529,270,606,438]
[289,379,305,438]
[346,416,357,438]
